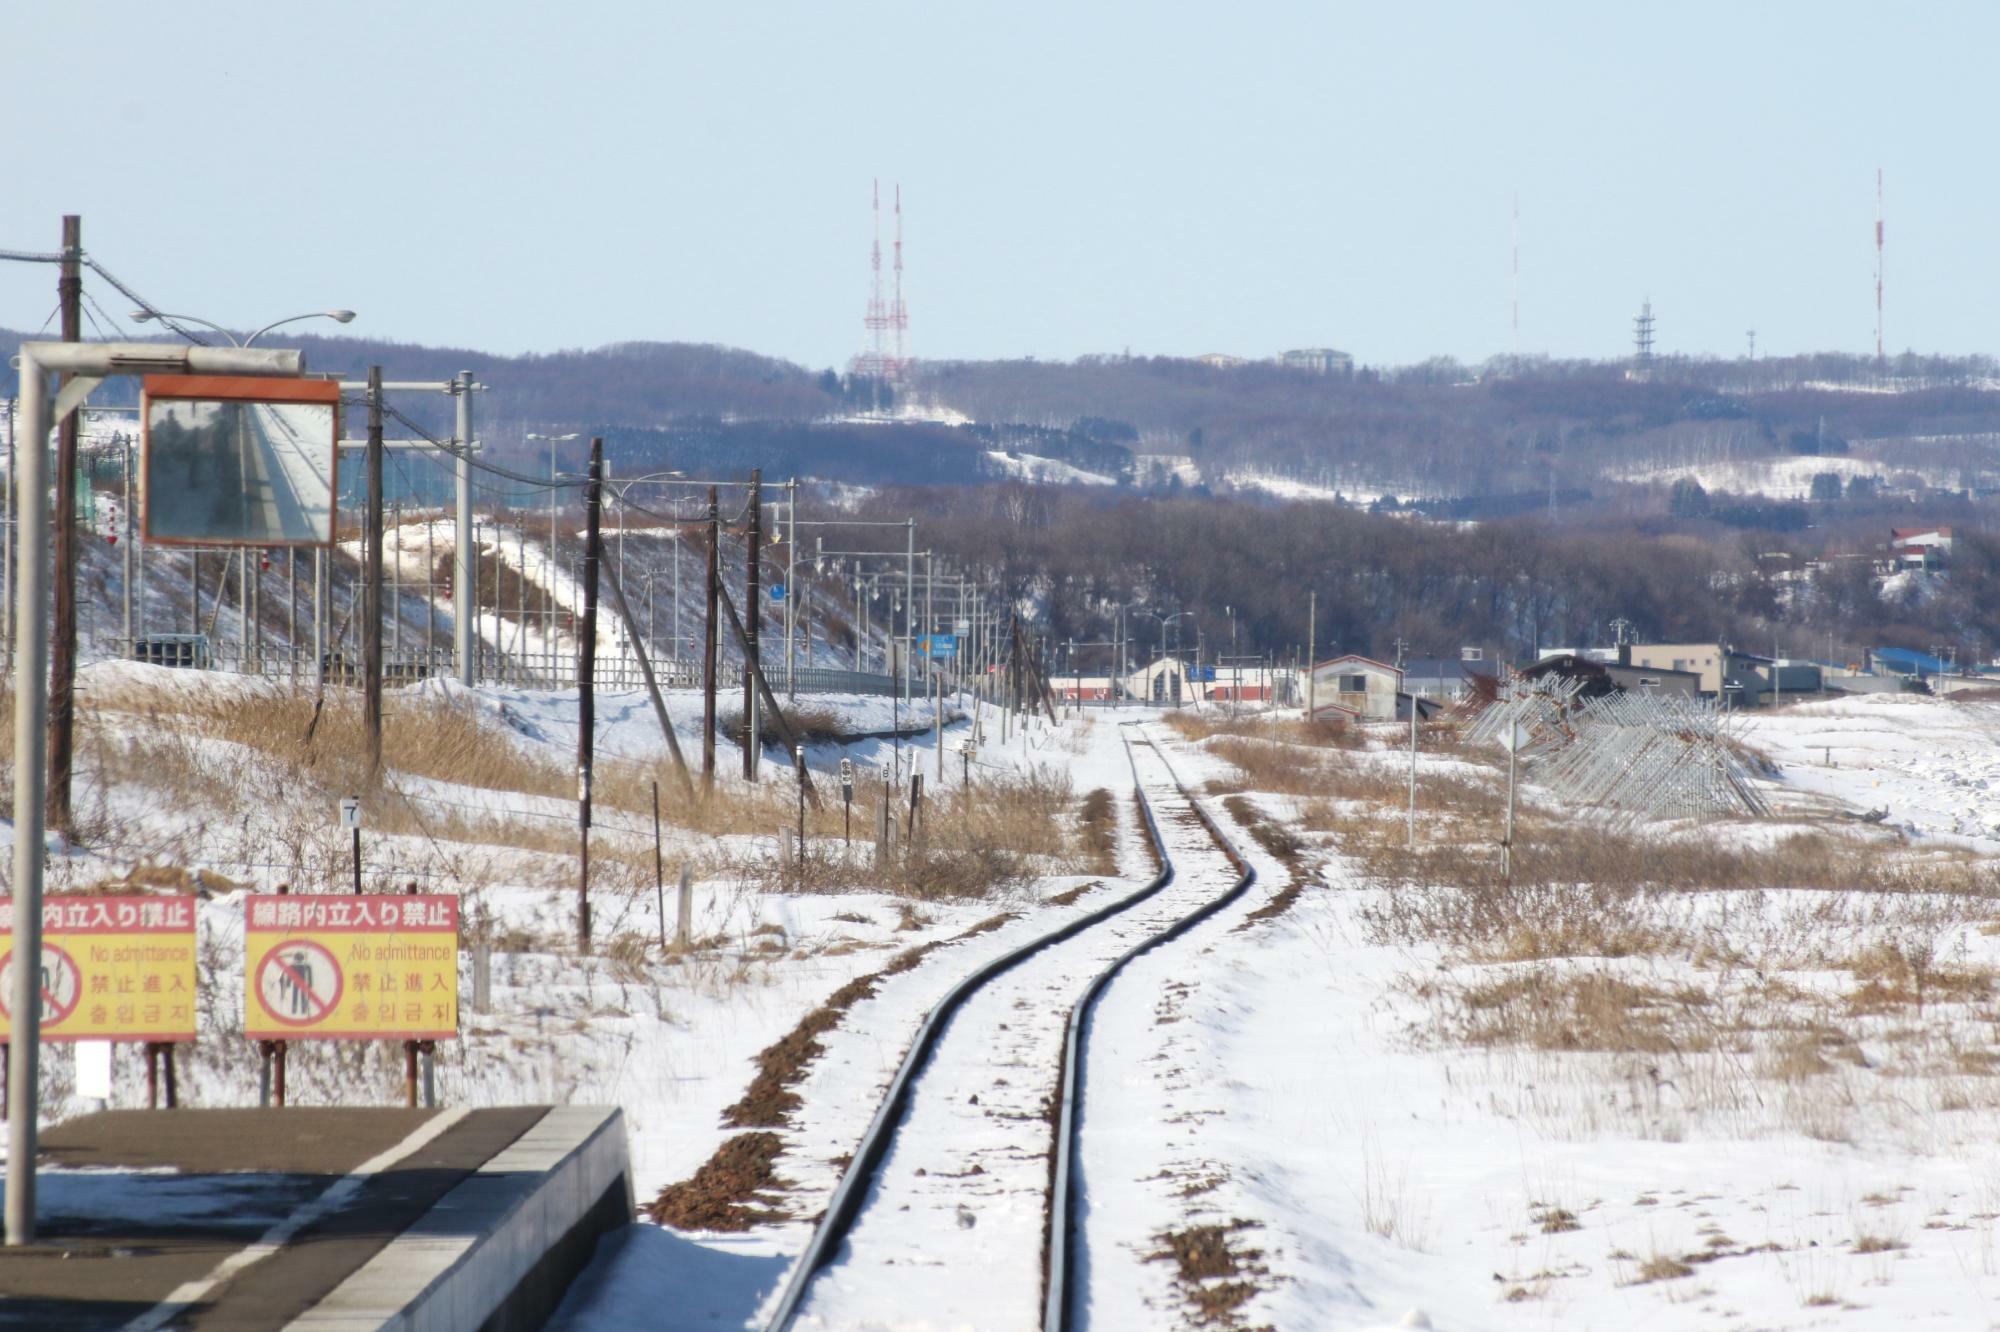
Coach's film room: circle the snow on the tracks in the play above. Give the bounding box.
[791,733,1253,1329]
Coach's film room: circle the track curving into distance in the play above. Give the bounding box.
[763,728,1256,1331]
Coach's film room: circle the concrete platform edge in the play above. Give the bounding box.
[286,1105,634,1332]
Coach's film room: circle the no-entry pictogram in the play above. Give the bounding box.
[0,896,198,1043]
[242,894,458,1040]
[254,940,342,1028]
[0,944,83,1028]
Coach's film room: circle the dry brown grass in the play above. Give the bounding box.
[738,766,1080,901]
[1079,788,1119,876]
[1841,938,1994,1014]
[1630,1252,1695,1284]
[87,677,571,802]
[1430,968,1714,1055]
[1162,708,1372,750]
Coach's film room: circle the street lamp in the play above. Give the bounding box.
[130,307,355,346]
[526,432,581,572]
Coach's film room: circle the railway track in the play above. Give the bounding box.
[764,729,1258,1331]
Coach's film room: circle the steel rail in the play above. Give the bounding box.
[1042,737,1256,1330]
[762,726,1256,1331]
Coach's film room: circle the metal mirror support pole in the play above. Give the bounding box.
[7,340,303,1247]
[453,370,475,686]
[6,350,51,1246]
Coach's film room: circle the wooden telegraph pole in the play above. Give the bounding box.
[46,215,80,834]
[702,485,719,796]
[576,438,603,954]
[363,366,385,776]
[743,468,762,781]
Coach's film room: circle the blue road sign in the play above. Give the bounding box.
[769,583,785,602]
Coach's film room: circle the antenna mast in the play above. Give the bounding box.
[1875,167,1885,369]
[891,184,909,377]
[847,179,909,412]
[1511,195,1520,360]
[1632,298,1655,379]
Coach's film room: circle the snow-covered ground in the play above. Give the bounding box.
[983,450,1119,486]
[20,650,2000,1330]
[1738,692,2000,846]
[1616,453,1933,498]
[1223,470,1419,507]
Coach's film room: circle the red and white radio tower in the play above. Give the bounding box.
[1875,168,1886,368]
[849,179,911,411]
[891,184,909,376]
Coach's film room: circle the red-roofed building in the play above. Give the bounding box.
[1891,526,1953,569]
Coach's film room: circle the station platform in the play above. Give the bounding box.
[0,1103,631,1330]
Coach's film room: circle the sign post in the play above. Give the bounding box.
[794,746,809,873]
[839,759,855,846]
[341,796,363,895]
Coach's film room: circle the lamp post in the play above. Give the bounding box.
[130,308,355,347]
[526,432,580,659]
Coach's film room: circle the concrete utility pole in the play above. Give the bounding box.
[904,518,915,703]
[364,367,385,776]
[452,370,475,685]
[1306,590,1316,720]
[785,476,798,697]
[577,437,604,954]
[744,468,762,781]
[1407,691,1418,848]
[46,215,80,835]
[702,485,719,796]
[121,437,133,647]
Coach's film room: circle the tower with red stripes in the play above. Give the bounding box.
[849,180,911,411]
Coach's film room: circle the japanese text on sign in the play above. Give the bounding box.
[0,895,196,1043]
[243,894,459,1041]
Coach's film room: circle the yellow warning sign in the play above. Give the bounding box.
[244,894,458,1040]
[0,896,197,1042]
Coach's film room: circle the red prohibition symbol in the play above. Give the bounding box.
[255,939,343,1027]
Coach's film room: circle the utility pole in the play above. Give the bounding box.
[904,518,915,704]
[46,214,80,836]
[785,476,797,697]
[744,468,762,781]
[1407,691,1418,848]
[1306,590,1316,720]
[702,485,719,796]
[453,370,475,686]
[364,366,385,777]
[121,437,133,648]
[577,437,604,954]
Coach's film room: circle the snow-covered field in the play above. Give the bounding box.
[1224,470,1411,507]
[1616,453,1936,498]
[983,450,1119,486]
[1739,693,2000,846]
[16,661,2000,1330]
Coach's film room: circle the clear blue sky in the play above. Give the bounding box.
[3,3,1990,369]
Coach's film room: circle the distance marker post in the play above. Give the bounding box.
[839,759,855,847]
[341,795,362,894]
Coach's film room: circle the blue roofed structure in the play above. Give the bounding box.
[1869,647,1950,678]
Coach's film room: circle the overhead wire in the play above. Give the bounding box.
[79,254,212,345]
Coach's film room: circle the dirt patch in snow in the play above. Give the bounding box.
[1148,1220,1272,1328]
[648,911,1018,1225]
[641,1131,791,1231]
[1223,794,1307,928]
[1046,879,1103,907]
